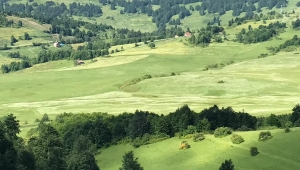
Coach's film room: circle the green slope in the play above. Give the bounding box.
[96,128,300,170]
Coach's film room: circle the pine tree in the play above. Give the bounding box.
[219,159,234,170]
[119,151,143,170]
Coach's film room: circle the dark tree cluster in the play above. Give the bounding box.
[228,11,282,27]
[0,113,100,170]
[100,0,199,29]
[188,25,225,46]
[0,14,15,27]
[50,104,300,150]
[69,2,103,17]
[111,26,184,45]
[48,17,112,43]
[292,19,300,29]
[195,0,287,17]
[236,21,286,44]
[1,2,103,24]
[0,114,36,170]
[1,58,31,73]
[1,104,299,170]
[48,105,260,150]
[267,35,300,53]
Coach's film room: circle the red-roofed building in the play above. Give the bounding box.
[184,32,192,37]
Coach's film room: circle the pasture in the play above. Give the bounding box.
[0,0,300,138]
[96,128,300,170]
[73,5,157,32]
[1,28,300,138]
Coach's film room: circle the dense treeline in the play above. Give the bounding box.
[69,2,102,17]
[101,0,198,29]
[0,15,15,27]
[228,11,282,26]
[0,59,31,73]
[236,21,286,44]
[2,2,102,23]
[49,104,299,150]
[1,104,299,169]
[267,35,300,53]
[195,0,287,16]
[0,42,112,73]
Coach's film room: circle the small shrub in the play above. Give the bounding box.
[34,119,40,123]
[258,53,268,58]
[284,121,293,128]
[285,127,291,133]
[214,127,233,138]
[148,42,155,49]
[250,147,259,156]
[230,134,244,144]
[218,80,225,83]
[258,131,272,141]
[193,133,205,142]
[179,141,190,150]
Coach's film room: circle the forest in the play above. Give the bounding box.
[1,104,299,170]
[236,21,286,44]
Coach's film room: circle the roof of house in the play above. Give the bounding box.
[184,32,192,37]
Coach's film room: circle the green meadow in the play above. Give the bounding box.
[1,29,300,132]
[0,1,300,169]
[96,128,300,170]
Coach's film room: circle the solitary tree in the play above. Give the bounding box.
[250,147,259,156]
[11,35,18,45]
[17,20,22,27]
[148,42,155,49]
[24,32,30,40]
[119,151,143,170]
[219,159,234,170]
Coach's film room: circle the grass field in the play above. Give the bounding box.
[1,29,300,134]
[96,128,300,170]
[73,5,157,32]
[0,1,300,169]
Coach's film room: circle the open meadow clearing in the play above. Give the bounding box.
[96,128,300,170]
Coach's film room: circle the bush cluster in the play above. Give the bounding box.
[258,131,272,141]
[193,133,205,142]
[214,127,233,138]
[230,134,245,144]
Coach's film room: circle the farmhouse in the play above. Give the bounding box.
[53,41,61,47]
[184,32,192,37]
[77,60,85,65]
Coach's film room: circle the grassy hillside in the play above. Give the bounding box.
[1,33,300,135]
[73,5,157,32]
[0,0,300,137]
[96,128,300,170]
